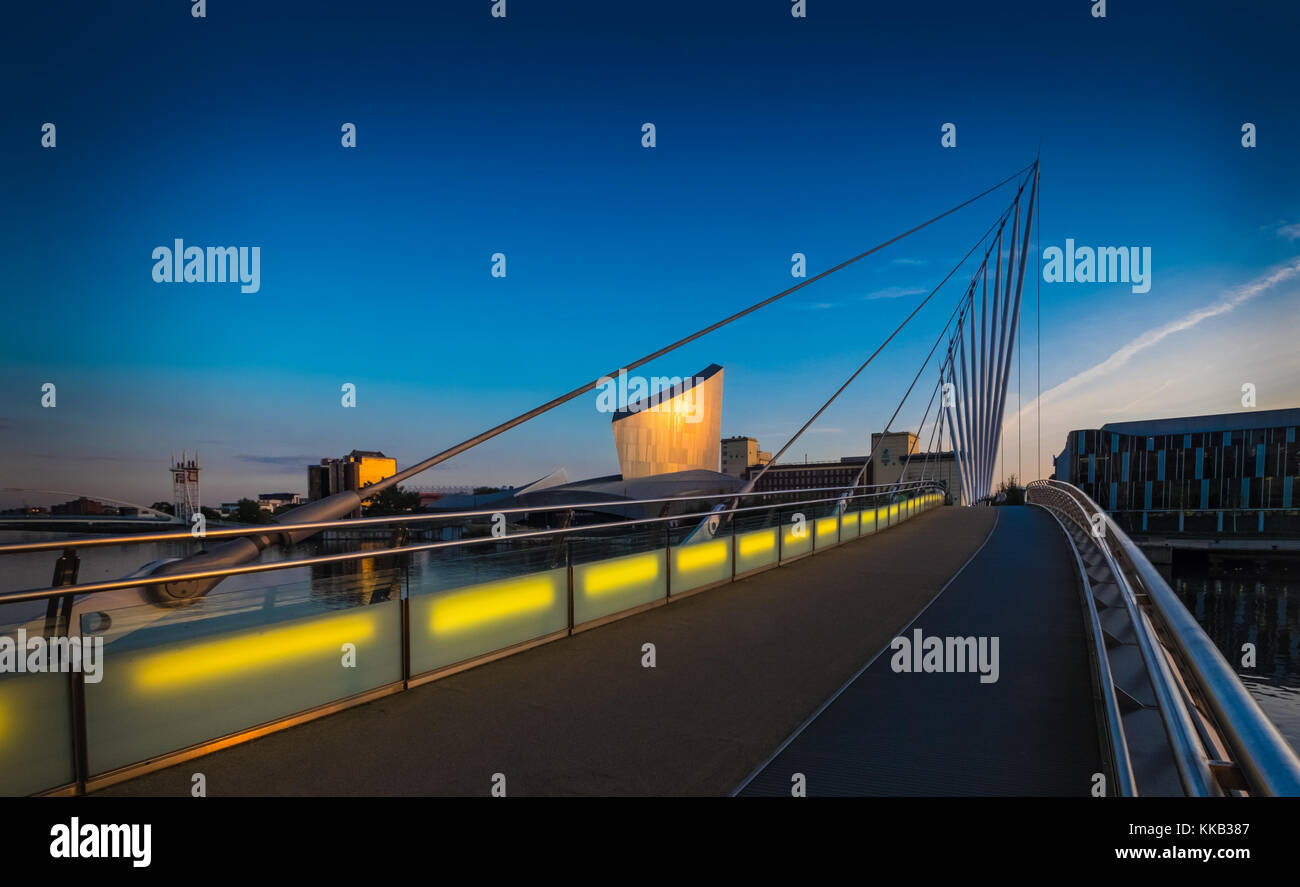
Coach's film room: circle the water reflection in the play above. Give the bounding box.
[308,539,403,608]
[1171,557,1299,750]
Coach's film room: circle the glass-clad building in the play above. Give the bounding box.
[1054,408,1300,536]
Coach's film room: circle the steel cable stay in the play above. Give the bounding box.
[109,161,1039,600]
[815,178,1034,514]
[380,161,1036,495]
[943,164,1039,502]
[891,374,943,499]
[683,180,1030,542]
[921,372,949,487]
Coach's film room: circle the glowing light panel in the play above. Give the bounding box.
[675,541,727,573]
[582,554,660,597]
[431,577,557,637]
[133,613,377,691]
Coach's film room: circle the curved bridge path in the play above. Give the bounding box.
[99,506,1098,796]
[738,505,1102,796]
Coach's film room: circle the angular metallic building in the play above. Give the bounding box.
[611,364,724,479]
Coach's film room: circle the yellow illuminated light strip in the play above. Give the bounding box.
[783,526,810,546]
[431,577,557,637]
[676,541,727,573]
[583,554,660,597]
[738,531,775,557]
[133,613,377,691]
[816,517,838,538]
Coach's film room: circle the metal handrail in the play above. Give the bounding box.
[0,480,933,556]
[1,484,945,606]
[1106,506,1299,515]
[1028,481,1215,795]
[1027,479,1300,796]
[1036,504,1138,796]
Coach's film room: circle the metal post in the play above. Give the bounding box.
[730,506,737,581]
[45,548,79,635]
[565,540,574,633]
[400,565,411,687]
[49,549,88,795]
[665,523,672,599]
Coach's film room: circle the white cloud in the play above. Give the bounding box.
[1028,257,1300,411]
[999,257,1300,482]
[865,285,926,301]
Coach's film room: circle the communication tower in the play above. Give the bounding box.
[171,452,201,522]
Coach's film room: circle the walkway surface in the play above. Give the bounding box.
[739,505,1103,796]
[100,506,1008,796]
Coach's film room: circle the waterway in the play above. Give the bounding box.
[1169,553,1300,753]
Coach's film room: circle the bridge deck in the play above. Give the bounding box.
[98,506,1020,796]
[738,505,1103,796]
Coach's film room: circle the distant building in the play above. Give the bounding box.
[1054,407,1300,535]
[421,486,521,512]
[869,431,920,486]
[738,431,961,503]
[612,364,724,479]
[307,450,398,503]
[721,436,772,478]
[896,451,962,504]
[51,497,113,516]
[513,470,742,522]
[0,506,49,516]
[744,456,869,493]
[258,492,301,511]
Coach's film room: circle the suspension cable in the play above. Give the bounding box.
[376,162,1037,492]
[750,184,1026,489]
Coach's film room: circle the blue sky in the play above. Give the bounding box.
[2,0,1298,505]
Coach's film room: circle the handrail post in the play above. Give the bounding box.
[665,523,672,599]
[400,559,411,688]
[48,548,89,795]
[565,539,574,634]
[730,506,737,582]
